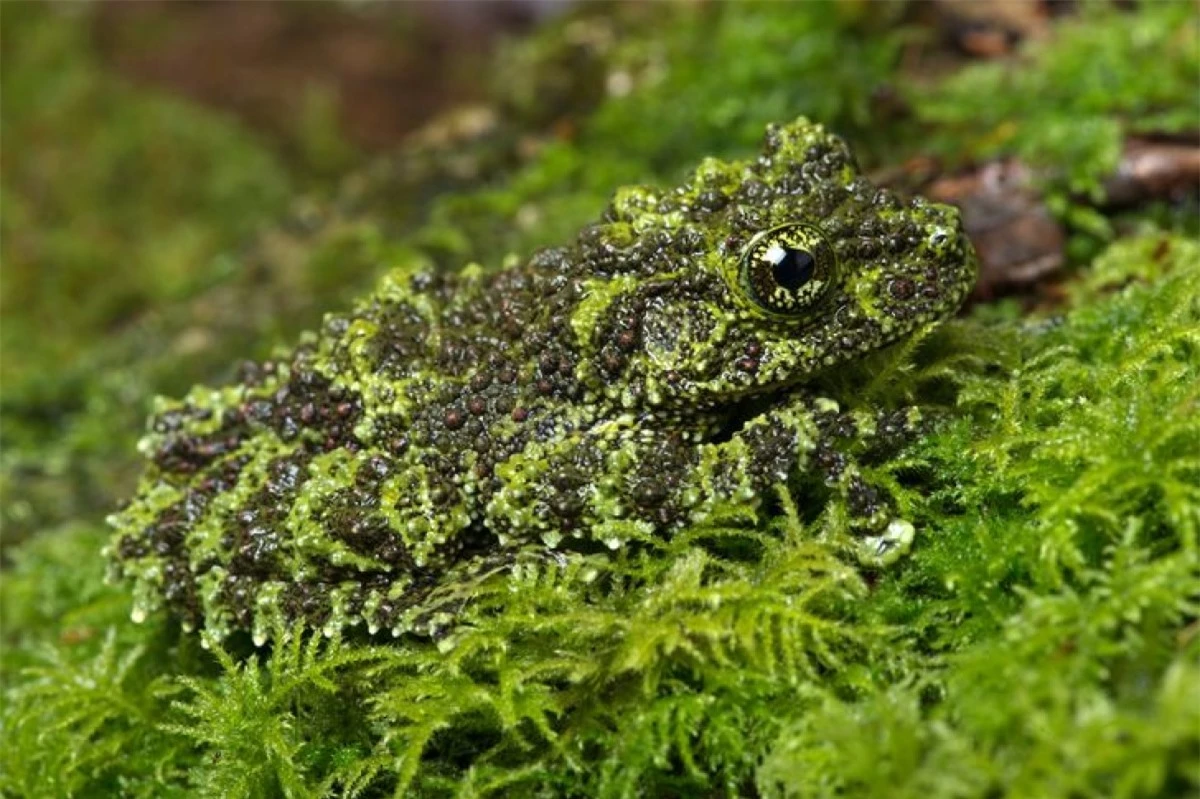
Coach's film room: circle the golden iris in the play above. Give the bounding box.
[738,223,836,316]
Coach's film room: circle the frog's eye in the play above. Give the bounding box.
[737,223,837,316]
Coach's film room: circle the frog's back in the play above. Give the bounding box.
[110,257,599,639]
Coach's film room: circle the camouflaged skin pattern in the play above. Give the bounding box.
[108,119,977,643]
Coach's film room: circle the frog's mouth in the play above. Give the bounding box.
[703,321,936,446]
[706,391,784,445]
[671,289,962,426]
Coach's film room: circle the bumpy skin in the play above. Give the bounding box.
[108,119,976,642]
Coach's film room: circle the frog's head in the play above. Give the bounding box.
[572,117,977,412]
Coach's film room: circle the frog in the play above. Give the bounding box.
[107,118,977,644]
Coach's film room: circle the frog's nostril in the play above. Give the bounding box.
[927,222,958,249]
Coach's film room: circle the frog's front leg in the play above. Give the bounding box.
[677,397,926,563]
[484,399,925,564]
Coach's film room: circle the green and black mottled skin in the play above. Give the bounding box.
[108,119,977,643]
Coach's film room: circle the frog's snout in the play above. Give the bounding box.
[926,203,978,295]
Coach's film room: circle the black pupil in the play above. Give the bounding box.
[773,247,815,291]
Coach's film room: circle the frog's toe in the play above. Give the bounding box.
[858,518,916,565]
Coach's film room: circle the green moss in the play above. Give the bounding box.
[914,4,1198,172]
[756,233,1199,799]
[910,2,1199,258]
[0,4,292,390]
[6,235,1194,795]
[0,4,293,545]
[3,4,1198,797]
[411,1,911,270]
[0,5,381,547]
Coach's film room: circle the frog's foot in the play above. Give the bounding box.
[644,396,927,563]
[860,518,916,565]
[809,405,926,564]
